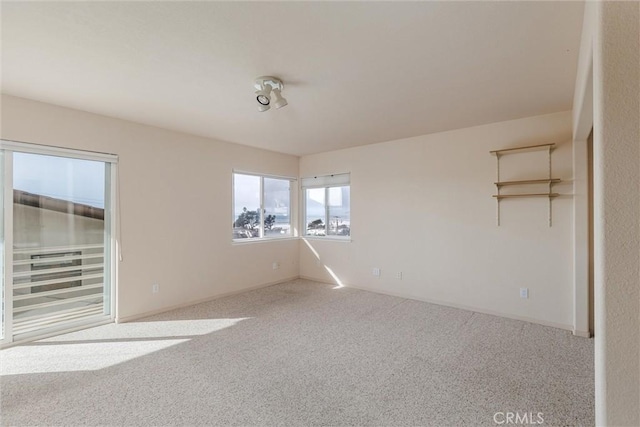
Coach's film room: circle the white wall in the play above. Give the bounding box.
[300,111,574,329]
[1,94,300,321]
[588,2,639,426]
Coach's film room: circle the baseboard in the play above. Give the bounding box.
[299,275,574,332]
[299,275,335,284]
[116,276,299,323]
[573,329,592,338]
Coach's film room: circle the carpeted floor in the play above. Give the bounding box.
[1,279,594,426]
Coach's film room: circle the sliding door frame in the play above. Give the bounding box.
[1,152,14,346]
[0,140,118,347]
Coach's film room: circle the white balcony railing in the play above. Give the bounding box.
[12,244,106,336]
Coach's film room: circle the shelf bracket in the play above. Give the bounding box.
[548,145,553,227]
[496,153,501,226]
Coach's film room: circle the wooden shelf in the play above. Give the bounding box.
[493,193,559,199]
[490,141,562,226]
[495,178,561,187]
[490,143,555,155]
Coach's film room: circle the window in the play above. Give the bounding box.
[302,173,350,238]
[233,172,292,240]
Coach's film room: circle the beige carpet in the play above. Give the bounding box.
[0,279,594,426]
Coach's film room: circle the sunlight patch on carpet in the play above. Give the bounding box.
[0,318,251,375]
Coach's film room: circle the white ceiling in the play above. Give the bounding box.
[1,1,584,156]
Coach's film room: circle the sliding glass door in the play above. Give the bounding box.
[1,151,5,341]
[1,141,117,345]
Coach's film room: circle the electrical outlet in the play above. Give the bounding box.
[272,262,280,270]
[395,272,403,280]
[152,283,159,294]
[520,288,529,299]
[372,267,381,277]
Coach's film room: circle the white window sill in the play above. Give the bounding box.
[232,236,352,245]
[232,236,299,245]
[301,236,352,243]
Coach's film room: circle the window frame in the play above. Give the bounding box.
[301,173,351,241]
[232,171,295,243]
[0,139,118,347]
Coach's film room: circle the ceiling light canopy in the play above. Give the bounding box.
[254,76,287,112]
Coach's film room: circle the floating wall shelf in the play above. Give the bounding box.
[490,143,560,226]
[494,178,561,187]
[489,143,555,154]
[493,193,559,200]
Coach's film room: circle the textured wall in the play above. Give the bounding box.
[592,2,640,425]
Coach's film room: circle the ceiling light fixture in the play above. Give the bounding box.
[254,76,287,112]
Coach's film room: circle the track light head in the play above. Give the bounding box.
[257,103,270,112]
[272,88,288,109]
[255,85,271,107]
